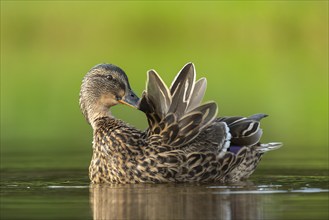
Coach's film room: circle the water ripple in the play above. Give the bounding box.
[212,188,329,195]
[47,185,89,189]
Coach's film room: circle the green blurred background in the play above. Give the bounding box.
[1,1,328,171]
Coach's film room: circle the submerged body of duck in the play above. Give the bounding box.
[79,63,282,184]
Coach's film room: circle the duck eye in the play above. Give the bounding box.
[106,75,113,80]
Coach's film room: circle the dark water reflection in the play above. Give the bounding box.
[90,183,268,220]
[1,169,328,220]
[89,171,329,220]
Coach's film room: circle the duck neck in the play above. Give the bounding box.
[81,98,113,130]
[89,105,113,130]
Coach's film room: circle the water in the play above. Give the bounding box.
[0,168,328,220]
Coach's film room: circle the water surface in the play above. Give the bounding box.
[1,168,328,220]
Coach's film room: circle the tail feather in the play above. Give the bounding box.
[256,142,283,153]
[218,114,268,147]
[248,113,268,121]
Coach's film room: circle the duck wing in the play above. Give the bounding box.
[139,63,218,148]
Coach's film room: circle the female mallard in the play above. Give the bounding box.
[79,63,282,184]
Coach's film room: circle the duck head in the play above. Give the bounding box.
[79,64,139,127]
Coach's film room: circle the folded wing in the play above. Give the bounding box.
[139,63,218,148]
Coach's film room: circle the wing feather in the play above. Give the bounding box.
[139,62,218,148]
[187,78,207,112]
[168,63,196,118]
[147,70,171,117]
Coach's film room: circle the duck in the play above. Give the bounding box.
[79,63,282,184]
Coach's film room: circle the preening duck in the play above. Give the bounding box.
[79,63,282,184]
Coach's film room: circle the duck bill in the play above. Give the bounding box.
[118,90,140,109]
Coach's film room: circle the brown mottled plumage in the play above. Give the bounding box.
[79,63,282,184]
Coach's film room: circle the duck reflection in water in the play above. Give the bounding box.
[89,183,269,220]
